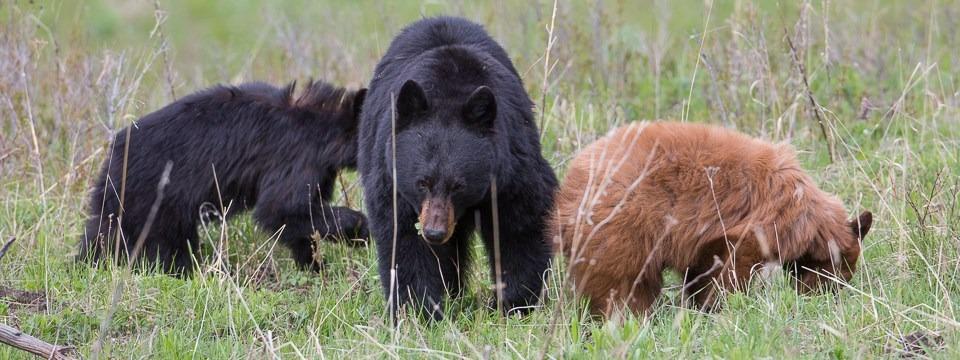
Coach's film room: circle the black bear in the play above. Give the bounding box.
[79,80,369,274]
[358,17,558,321]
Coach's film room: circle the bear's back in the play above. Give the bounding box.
[127,83,291,133]
[562,122,794,212]
[103,81,350,206]
[555,121,830,267]
[376,17,520,81]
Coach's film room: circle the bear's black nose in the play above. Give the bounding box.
[423,228,448,243]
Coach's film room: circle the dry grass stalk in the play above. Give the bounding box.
[784,28,835,162]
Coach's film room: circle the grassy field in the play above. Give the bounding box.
[1,0,959,358]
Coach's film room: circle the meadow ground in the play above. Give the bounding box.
[1,0,959,358]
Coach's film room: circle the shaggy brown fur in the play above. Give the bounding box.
[551,121,872,318]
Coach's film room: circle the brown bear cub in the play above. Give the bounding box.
[551,121,872,318]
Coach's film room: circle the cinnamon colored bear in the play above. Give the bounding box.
[552,121,872,318]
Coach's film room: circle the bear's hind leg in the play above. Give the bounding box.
[79,214,116,265]
[137,216,200,275]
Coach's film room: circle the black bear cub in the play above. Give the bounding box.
[80,80,369,274]
[359,17,558,321]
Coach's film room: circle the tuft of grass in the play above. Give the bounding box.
[1,0,958,358]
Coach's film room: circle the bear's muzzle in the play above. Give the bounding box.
[418,196,456,245]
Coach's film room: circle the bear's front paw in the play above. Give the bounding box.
[343,211,370,247]
[323,207,370,247]
[289,242,327,273]
[301,257,327,273]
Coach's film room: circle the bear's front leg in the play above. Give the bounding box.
[478,198,552,316]
[682,232,768,311]
[374,218,466,323]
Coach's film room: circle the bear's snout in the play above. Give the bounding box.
[422,228,448,243]
[418,196,456,245]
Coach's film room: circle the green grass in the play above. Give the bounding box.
[1,0,959,358]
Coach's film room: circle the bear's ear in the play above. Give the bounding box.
[352,88,367,119]
[396,80,429,123]
[849,211,873,240]
[462,86,496,130]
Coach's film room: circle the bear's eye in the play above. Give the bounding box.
[416,179,430,191]
[451,182,465,192]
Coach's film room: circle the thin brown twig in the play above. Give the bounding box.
[490,175,503,314]
[681,0,714,123]
[113,126,133,263]
[388,92,400,329]
[0,148,15,164]
[152,0,177,100]
[905,167,946,234]
[784,28,835,163]
[0,236,15,263]
[128,161,173,263]
[337,174,352,209]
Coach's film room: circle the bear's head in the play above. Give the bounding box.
[392,79,498,245]
[789,211,872,293]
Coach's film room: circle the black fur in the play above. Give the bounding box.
[79,80,369,274]
[358,17,558,321]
